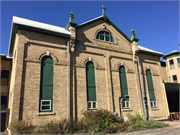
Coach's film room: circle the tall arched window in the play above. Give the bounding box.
[86,61,97,110]
[96,31,114,42]
[146,69,157,108]
[1,70,9,86]
[40,56,54,112]
[119,66,130,108]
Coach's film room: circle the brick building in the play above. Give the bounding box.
[1,11,170,129]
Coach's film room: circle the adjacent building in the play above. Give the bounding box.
[163,51,180,83]
[162,51,180,118]
[1,55,12,132]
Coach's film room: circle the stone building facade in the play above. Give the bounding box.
[2,12,170,127]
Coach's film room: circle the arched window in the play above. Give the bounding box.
[40,56,54,112]
[119,66,130,108]
[1,70,9,86]
[86,61,97,110]
[96,31,114,42]
[146,69,157,108]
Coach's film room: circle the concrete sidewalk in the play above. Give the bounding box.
[120,120,180,135]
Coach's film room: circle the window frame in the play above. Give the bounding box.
[40,100,51,111]
[177,58,180,68]
[96,31,114,43]
[87,101,97,110]
[1,70,9,86]
[150,101,157,108]
[169,59,175,70]
[172,75,178,83]
[123,101,130,109]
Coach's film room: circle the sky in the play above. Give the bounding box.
[0,1,179,60]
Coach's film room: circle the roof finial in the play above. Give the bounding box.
[100,4,106,16]
[66,12,77,29]
[69,12,75,23]
[131,29,139,42]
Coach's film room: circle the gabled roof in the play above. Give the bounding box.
[138,45,164,56]
[13,16,71,36]
[76,15,132,43]
[8,16,72,57]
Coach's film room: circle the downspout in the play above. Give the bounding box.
[137,54,146,121]
[119,97,123,116]
[67,39,70,121]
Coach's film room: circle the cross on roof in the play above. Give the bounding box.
[100,4,106,16]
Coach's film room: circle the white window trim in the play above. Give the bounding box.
[123,101,130,109]
[150,101,157,108]
[87,101,97,109]
[41,100,51,111]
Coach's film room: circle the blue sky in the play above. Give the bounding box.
[1,1,179,60]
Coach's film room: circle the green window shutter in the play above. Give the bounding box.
[119,66,129,101]
[146,70,156,101]
[40,56,54,112]
[86,62,96,101]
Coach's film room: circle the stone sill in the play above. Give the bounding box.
[151,108,159,111]
[122,109,133,112]
[37,112,55,116]
[93,39,118,45]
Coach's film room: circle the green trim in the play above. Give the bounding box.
[40,56,54,112]
[119,66,129,101]
[131,29,139,42]
[163,51,180,60]
[86,62,97,102]
[138,50,163,57]
[146,69,156,101]
[66,12,77,29]
[144,97,147,101]
[77,15,132,43]
[8,24,70,57]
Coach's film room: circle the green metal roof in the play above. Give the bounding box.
[76,15,132,43]
[163,51,180,60]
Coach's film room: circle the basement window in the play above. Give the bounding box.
[87,101,97,110]
[123,101,130,108]
[41,100,51,111]
[151,101,157,108]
